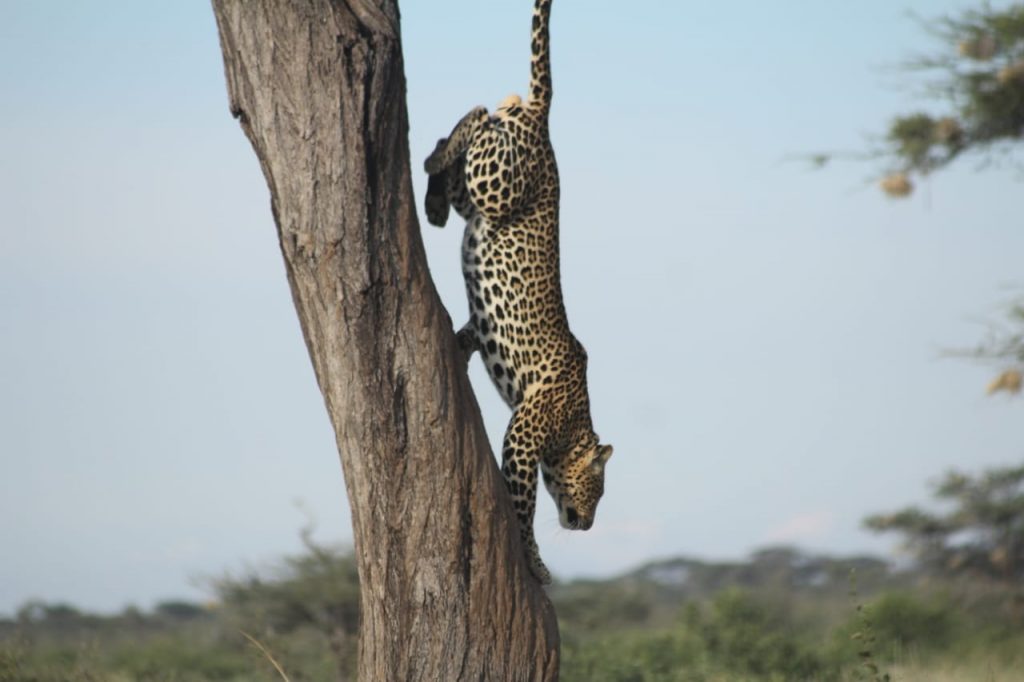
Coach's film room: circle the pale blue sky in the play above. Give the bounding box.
[1,1,1021,614]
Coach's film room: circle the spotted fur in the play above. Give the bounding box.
[424,0,612,584]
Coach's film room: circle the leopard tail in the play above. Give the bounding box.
[528,0,553,114]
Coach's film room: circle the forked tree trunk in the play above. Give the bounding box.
[211,1,560,680]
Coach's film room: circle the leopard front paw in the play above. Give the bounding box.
[522,535,552,585]
[528,550,552,585]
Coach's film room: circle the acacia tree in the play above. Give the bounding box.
[820,4,1024,397]
[865,463,1024,589]
[817,4,1024,197]
[211,1,559,679]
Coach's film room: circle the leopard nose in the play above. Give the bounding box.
[565,507,579,526]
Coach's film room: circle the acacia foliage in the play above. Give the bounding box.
[861,4,1024,195]
[865,462,1024,589]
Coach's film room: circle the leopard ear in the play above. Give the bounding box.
[596,444,613,465]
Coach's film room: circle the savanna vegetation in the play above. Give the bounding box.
[4,459,1023,682]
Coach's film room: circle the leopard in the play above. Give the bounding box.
[423,0,613,585]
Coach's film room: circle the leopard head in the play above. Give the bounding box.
[543,442,613,531]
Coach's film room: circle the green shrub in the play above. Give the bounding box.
[562,630,706,682]
[830,591,961,668]
[694,589,830,681]
[869,593,959,651]
[562,590,835,682]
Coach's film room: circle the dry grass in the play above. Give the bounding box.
[885,661,1017,682]
[240,631,291,682]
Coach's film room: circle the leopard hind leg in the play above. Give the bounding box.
[424,164,451,227]
[424,106,488,175]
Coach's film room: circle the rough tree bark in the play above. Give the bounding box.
[211,1,560,680]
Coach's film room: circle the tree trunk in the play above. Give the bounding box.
[211,1,560,680]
